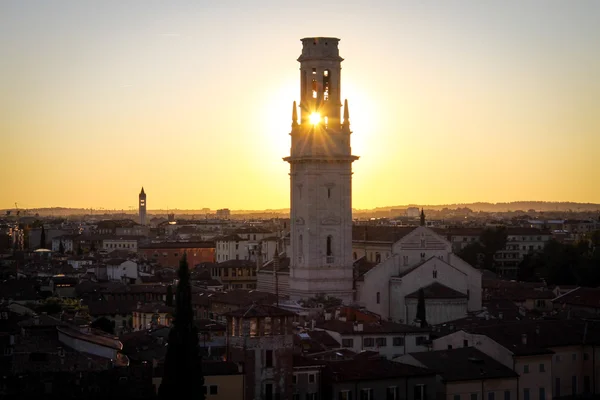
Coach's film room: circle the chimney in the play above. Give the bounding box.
[521,333,527,345]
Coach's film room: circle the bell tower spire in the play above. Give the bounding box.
[285,37,358,304]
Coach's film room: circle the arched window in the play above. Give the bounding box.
[375,252,381,263]
[326,236,333,256]
[323,69,330,101]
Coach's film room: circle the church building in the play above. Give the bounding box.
[257,37,482,325]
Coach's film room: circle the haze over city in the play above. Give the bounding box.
[2,0,599,211]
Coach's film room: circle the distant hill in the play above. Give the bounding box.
[2,201,599,217]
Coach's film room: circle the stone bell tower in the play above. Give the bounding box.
[139,187,147,226]
[284,37,358,303]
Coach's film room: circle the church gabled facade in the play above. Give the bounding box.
[356,226,482,325]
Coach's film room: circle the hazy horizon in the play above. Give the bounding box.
[2,1,599,210]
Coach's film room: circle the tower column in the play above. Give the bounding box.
[285,37,358,304]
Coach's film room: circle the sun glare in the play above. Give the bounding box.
[309,112,321,125]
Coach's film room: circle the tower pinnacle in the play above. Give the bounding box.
[292,101,298,127]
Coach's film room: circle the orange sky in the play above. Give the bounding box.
[1,1,599,211]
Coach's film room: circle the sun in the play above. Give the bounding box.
[309,112,321,125]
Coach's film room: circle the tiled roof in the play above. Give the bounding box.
[216,259,255,268]
[224,304,295,318]
[326,358,433,382]
[351,225,415,243]
[405,282,467,299]
[409,347,518,382]
[139,241,215,250]
[468,319,600,355]
[553,287,600,309]
[86,299,139,316]
[316,319,429,335]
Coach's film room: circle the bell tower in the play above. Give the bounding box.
[284,37,358,303]
[139,187,147,226]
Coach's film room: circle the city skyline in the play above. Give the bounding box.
[2,1,599,211]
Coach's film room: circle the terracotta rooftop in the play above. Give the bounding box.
[408,347,519,382]
[326,357,434,382]
[224,304,295,318]
[316,319,429,335]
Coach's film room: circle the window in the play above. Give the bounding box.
[539,363,545,372]
[312,79,318,98]
[265,383,273,400]
[360,388,373,400]
[323,70,330,101]
[471,394,478,400]
[209,385,218,395]
[308,374,315,383]
[342,338,354,347]
[293,394,300,400]
[403,256,408,265]
[376,292,380,304]
[326,236,333,256]
[339,390,352,400]
[572,353,577,361]
[363,338,375,347]
[538,388,545,400]
[265,350,273,367]
[292,375,297,384]
[524,389,530,400]
[387,387,399,400]
[375,252,381,263]
[463,339,469,347]
[433,270,438,278]
[353,252,357,260]
[224,268,229,277]
[307,394,317,400]
[376,337,387,347]
[327,188,331,198]
[572,376,577,395]
[414,384,426,400]
[448,345,453,350]
[488,393,495,400]
[393,337,404,346]
[299,235,303,256]
[584,376,591,393]
[454,396,461,400]
[504,391,510,400]
[555,378,560,397]
[416,336,426,346]
[524,364,529,373]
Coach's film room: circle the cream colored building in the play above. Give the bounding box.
[357,226,482,325]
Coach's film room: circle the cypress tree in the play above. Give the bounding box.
[416,287,428,328]
[39,226,46,249]
[158,252,204,399]
[166,285,174,307]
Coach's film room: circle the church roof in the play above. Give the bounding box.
[405,282,467,300]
